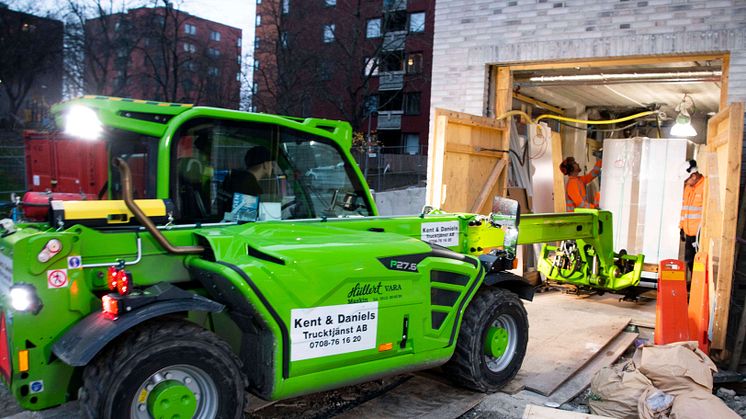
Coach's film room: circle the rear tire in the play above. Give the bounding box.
[444,288,529,392]
[80,319,246,419]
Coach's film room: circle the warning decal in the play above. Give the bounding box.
[421,221,460,247]
[290,301,378,361]
[47,269,69,289]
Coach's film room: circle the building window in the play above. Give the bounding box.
[406,52,423,74]
[364,95,378,114]
[210,31,221,41]
[256,0,261,3]
[186,60,196,71]
[254,60,260,70]
[183,42,196,53]
[319,62,334,81]
[379,91,403,111]
[280,32,288,48]
[254,37,260,50]
[208,66,220,77]
[237,37,242,47]
[409,12,425,33]
[208,47,220,58]
[324,0,336,6]
[323,24,335,43]
[256,15,261,26]
[384,11,407,32]
[366,18,381,38]
[236,72,241,81]
[282,0,289,14]
[364,56,379,76]
[381,52,403,72]
[237,55,242,65]
[403,134,419,155]
[404,92,421,115]
[184,23,197,35]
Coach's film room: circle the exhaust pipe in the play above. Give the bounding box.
[113,157,204,255]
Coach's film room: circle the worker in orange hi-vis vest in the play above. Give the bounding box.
[559,156,602,212]
[680,159,704,273]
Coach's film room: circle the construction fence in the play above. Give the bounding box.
[351,145,428,192]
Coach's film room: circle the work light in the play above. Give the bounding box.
[64,105,103,141]
[9,284,42,314]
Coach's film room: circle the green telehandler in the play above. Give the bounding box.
[0,96,643,418]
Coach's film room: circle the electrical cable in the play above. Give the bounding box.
[554,119,641,133]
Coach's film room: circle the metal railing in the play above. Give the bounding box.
[351,145,428,192]
[0,131,26,200]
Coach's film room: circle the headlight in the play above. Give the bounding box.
[64,105,102,141]
[9,285,42,314]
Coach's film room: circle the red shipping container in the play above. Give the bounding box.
[24,130,108,197]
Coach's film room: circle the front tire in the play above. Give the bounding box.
[444,288,529,392]
[81,319,246,419]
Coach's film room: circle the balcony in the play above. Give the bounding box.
[379,71,404,91]
[383,0,407,11]
[377,111,402,130]
[382,31,406,51]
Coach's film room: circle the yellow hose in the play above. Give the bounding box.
[534,110,659,125]
[495,110,533,124]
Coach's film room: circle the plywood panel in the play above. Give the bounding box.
[701,102,744,351]
[427,108,509,213]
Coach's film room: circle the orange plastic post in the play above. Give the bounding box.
[688,252,710,354]
[655,259,690,345]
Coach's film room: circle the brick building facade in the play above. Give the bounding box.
[86,6,242,108]
[253,0,435,154]
[431,0,745,114]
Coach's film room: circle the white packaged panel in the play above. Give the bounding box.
[600,138,687,268]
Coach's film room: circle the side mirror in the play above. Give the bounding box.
[489,196,520,227]
[490,197,520,258]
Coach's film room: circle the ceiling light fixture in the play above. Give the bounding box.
[670,94,697,138]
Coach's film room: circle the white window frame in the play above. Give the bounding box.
[366,18,381,38]
[210,31,221,41]
[364,56,379,76]
[184,23,196,35]
[256,15,261,26]
[323,24,335,43]
[409,12,425,33]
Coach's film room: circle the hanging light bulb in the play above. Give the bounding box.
[670,94,697,138]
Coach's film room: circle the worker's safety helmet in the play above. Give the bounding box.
[686,159,698,174]
[559,157,576,175]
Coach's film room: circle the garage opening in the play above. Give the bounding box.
[487,54,744,363]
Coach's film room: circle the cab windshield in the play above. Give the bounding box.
[171,118,372,223]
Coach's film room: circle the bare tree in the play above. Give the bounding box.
[0,4,63,128]
[61,0,146,98]
[251,0,324,116]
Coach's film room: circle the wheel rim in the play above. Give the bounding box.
[483,313,518,372]
[130,364,218,419]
